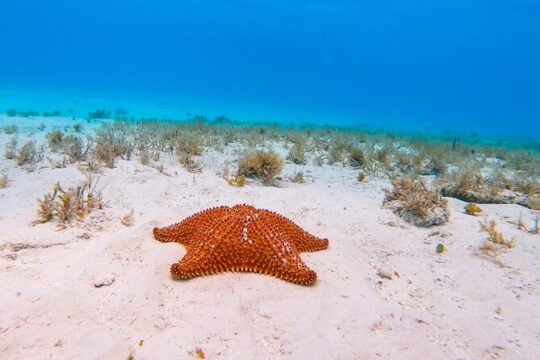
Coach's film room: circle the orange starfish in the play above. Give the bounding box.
[153,204,329,285]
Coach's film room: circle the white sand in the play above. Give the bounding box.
[1,116,539,359]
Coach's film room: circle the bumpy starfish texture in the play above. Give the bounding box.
[153,204,329,285]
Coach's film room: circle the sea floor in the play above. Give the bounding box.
[0,114,539,359]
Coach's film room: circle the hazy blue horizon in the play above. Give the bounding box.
[1,0,539,139]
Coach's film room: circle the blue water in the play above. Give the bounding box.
[1,0,539,139]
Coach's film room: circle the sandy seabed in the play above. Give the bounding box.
[0,116,539,360]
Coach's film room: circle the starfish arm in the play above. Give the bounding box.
[260,210,329,252]
[170,253,203,279]
[270,256,318,285]
[153,206,230,246]
[169,247,222,279]
[169,218,239,279]
[245,217,319,285]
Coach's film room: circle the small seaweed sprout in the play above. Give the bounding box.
[479,240,497,257]
[35,184,59,224]
[480,219,515,249]
[120,209,134,226]
[227,175,246,187]
[221,163,230,179]
[289,171,305,184]
[0,172,8,189]
[56,134,88,163]
[98,124,134,166]
[178,153,202,173]
[518,211,527,231]
[176,136,203,156]
[46,130,64,151]
[78,155,102,173]
[138,148,150,165]
[50,157,68,169]
[16,140,43,166]
[374,148,390,167]
[535,215,540,235]
[85,174,105,210]
[358,171,366,182]
[4,138,17,160]
[464,203,483,216]
[152,163,165,174]
[476,238,508,268]
[54,186,75,226]
[349,147,365,168]
[195,347,205,359]
[174,133,204,172]
[286,142,307,165]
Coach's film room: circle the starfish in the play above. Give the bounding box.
[153,204,329,285]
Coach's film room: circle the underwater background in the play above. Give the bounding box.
[1,0,539,140]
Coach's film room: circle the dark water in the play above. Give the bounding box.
[1,0,539,139]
